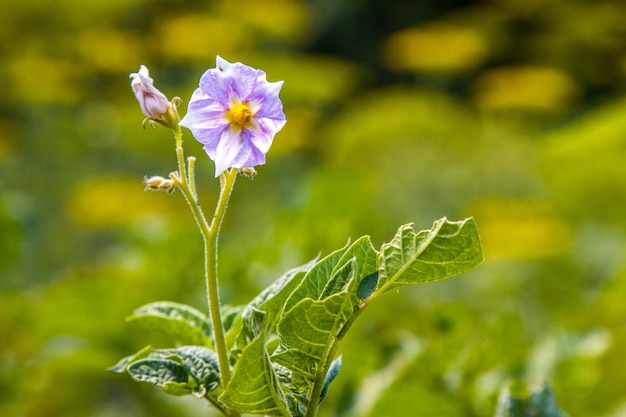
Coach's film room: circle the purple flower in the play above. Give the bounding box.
[130,65,178,127]
[179,56,286,176]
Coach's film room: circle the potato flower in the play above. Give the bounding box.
[180,56,286,176]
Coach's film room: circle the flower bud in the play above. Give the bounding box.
[143,175,175,193]
[130,65,179,128]
[240,167,257,179]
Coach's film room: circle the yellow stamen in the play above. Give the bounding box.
[227,103,253,127]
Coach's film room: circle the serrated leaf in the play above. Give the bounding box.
[377,217,483,292]
[284,237,377,314]
[284,242,352,313]
[127,358,191,395]
[495,381,569,417]
[268,218,482,412]
[220,335,290,416]
[126,301,213,346]
[333,236,378,288]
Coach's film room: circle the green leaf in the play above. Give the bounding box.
[276,292,352,367]
[284,241,352,313]
[108,345,153,373]
[268,218,482,412]
[256,260,316,326]
[334,236,378,285]
[495,381,569,417]
[251,258,318,315]
[271,348,317,390]
[321,236,377,300]
[377,217,483,292]
[284,237,376,314]
[164,346,220,392]
[273,280,355,402]
[127,358,191,396]
[220,335,291,416]
[126,301,212,346]
[113,346,221,399]
[237,259,316,347]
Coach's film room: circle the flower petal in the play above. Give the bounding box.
[181,56,286,174]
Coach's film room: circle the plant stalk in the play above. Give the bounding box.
[170,126,237,406]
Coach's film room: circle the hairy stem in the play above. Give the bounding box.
[205,168,238,390]
[170,126,238,415]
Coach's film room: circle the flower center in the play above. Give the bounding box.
[228,103,253,127]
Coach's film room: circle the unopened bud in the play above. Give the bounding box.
[143,175,175,193]
[130,65,180,128]
[240,167,257,180]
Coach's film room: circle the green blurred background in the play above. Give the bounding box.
[1,0,625,416]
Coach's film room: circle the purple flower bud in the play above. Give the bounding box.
[179,56,286,176]
[130,65,174,123]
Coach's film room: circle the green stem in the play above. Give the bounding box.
[169,126,238,411]
[206,168,238,390]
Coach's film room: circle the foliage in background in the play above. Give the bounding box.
[1,0,625,416]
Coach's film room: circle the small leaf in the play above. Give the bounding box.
[377,217,483,292]
[164,346,220,391]
[220,335,291,416]
[126,301,212,346]
[127,358,191,395]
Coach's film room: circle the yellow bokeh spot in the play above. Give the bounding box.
[470,198,573,260]
[472,66,579,112]
[76,28,141,72]
[383,22,488,73]
[8,56,83,104]
[67,178,178,229]
[157,15,249,60]
[217,0,311,42]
